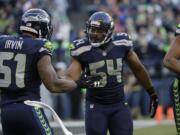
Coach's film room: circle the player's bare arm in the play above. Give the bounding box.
[126,49,158,117]
[163,36,180,73]
[126,49,154,90]
[37,55,77,93]
[66,57,82,80]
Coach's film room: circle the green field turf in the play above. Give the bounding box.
[134,124,177,135]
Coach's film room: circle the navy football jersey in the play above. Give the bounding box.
[0,35,52,105]
[70,33,133,104]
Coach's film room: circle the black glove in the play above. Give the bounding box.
[149,93,158,118]
[75,74,102,89]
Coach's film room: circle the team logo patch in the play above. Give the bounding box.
[44,41,54,52]
[177,24,180,28]
[69,43,75,49]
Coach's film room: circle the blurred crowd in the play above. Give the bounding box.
[0,0,180,121]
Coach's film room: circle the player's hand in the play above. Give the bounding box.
[75,74,101,89]
[149,93,158,118]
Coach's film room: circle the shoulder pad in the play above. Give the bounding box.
[73,38,88,48]
[113,33,131,40]
[0,35,12,39]
[112,33,133,47]
[36,38,47,42]
[70,38,92,56]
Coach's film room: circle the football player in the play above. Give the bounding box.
[66,11,158,135]
[0,8,99,135]
[163,24,180,135]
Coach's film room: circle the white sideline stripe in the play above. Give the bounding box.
[50,121,85,128]
[50,120,174,128]
[0,120,175,133]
